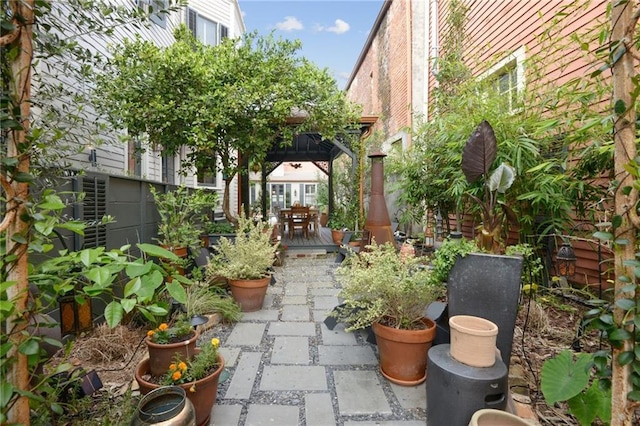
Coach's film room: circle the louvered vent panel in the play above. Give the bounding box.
[83,177,107,248]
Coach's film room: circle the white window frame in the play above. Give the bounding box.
[187,8,227,47]
[479,46,526,112]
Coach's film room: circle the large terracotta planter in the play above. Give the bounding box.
[331,229,345,245]
[135,353,225,426]
[372,317,436,386]
[468,409,531,426]
[449,315,498,368]
[228,276,270,312]
[146,330,199,377]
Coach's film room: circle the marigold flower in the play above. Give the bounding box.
[189,385,196,393]
[178,362,187,371]
[158,323,169,331]
[147,330,155,337]
[211,338,220,348]
[169,363,177,371]
[172,371,182,381]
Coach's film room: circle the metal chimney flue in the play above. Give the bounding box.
[364,151,394,246]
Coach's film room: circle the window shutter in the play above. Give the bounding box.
[82,177,107,248]
[187,8,197,37]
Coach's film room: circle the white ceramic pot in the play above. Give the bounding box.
[449,315,499,367]
[468,408,531,426]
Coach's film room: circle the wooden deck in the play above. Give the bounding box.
[279,224,338,252]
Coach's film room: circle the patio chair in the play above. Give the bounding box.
[287,206,311,239]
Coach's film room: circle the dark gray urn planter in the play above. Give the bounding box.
[446,252,523,369]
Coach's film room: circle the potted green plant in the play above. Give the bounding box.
[327,210,350,245]
[333,241,441,385]
[145,318,199,377]
[150,185,219,256]
[209,214,278,312]
[201,221,236,247]
[135,335,225,426]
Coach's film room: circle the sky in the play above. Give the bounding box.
[238,0,385,89]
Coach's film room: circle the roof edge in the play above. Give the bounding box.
[344,0,392,92]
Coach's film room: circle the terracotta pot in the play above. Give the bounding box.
[468,409,531,426]
[228,276,270,312]
[146,330,199,377]
[372,318,436,386]
[131,386,196,426]
[134,353,225,426]
[331,229,345,245]
[449,315,499,367]
[319,212,328,227]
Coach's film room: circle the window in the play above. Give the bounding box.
[162,154,175,184]
[128,138,143,177]
[494,64,518,111]
[197,158,218,187]
[187,8,225,46]
[480,46,525,112]
[304,184,317,206]
[137,0,168,28]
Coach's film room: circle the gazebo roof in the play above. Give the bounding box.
[263,115,378,164]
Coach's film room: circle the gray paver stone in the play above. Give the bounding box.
[260,365,327,391]
[223,352,262,399]
[240,309,279,322]
[390,381,427,410]
[334,370,392,415]
[268,321,316,336]
[305,393,336,426]
[282,295,308,304]
[313,295,340,310]
[281,305,310,321]
[321,323,358,345]
[270,336,310,364]
[210,404,242,425]
[318,345,378,365]
[226,323,266,347]
[245,404,300,426]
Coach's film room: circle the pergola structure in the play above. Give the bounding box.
[238,116,378,220]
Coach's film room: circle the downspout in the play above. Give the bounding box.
[406,0,413,143]
[430,0,439,94]
[426,0,439,118]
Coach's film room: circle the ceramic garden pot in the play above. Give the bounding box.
[449,315,499,368]
[146,330,199,377]
[331,229,345,245]
[468,408,531,426]
[228,276,270,312]
[131,386,196,426]
[371,317,436,386]
[134,353,225,426]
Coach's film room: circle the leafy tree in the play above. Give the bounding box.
[96,29,361,222]
[1,1,185,423]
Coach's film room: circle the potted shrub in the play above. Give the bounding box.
[150,185,218,256]
[209,214,278,312]
[135,335,225,426]
[202,221,236,247]
[327,211,350,245]
[145,318,199,377]
[333,241,442,385]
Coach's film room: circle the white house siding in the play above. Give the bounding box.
[37,0,244,217]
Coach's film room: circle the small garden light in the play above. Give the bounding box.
[555,240,577,277]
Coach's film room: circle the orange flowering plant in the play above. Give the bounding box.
[147,319,193,344]
[161,337,222,388]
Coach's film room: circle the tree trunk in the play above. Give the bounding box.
[610,1,636,424]
[3,1,34,424]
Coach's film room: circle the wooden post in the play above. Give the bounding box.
[610,1,637,424]
[1,1,34,424]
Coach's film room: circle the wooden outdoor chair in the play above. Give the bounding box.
[287,206,311,239]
